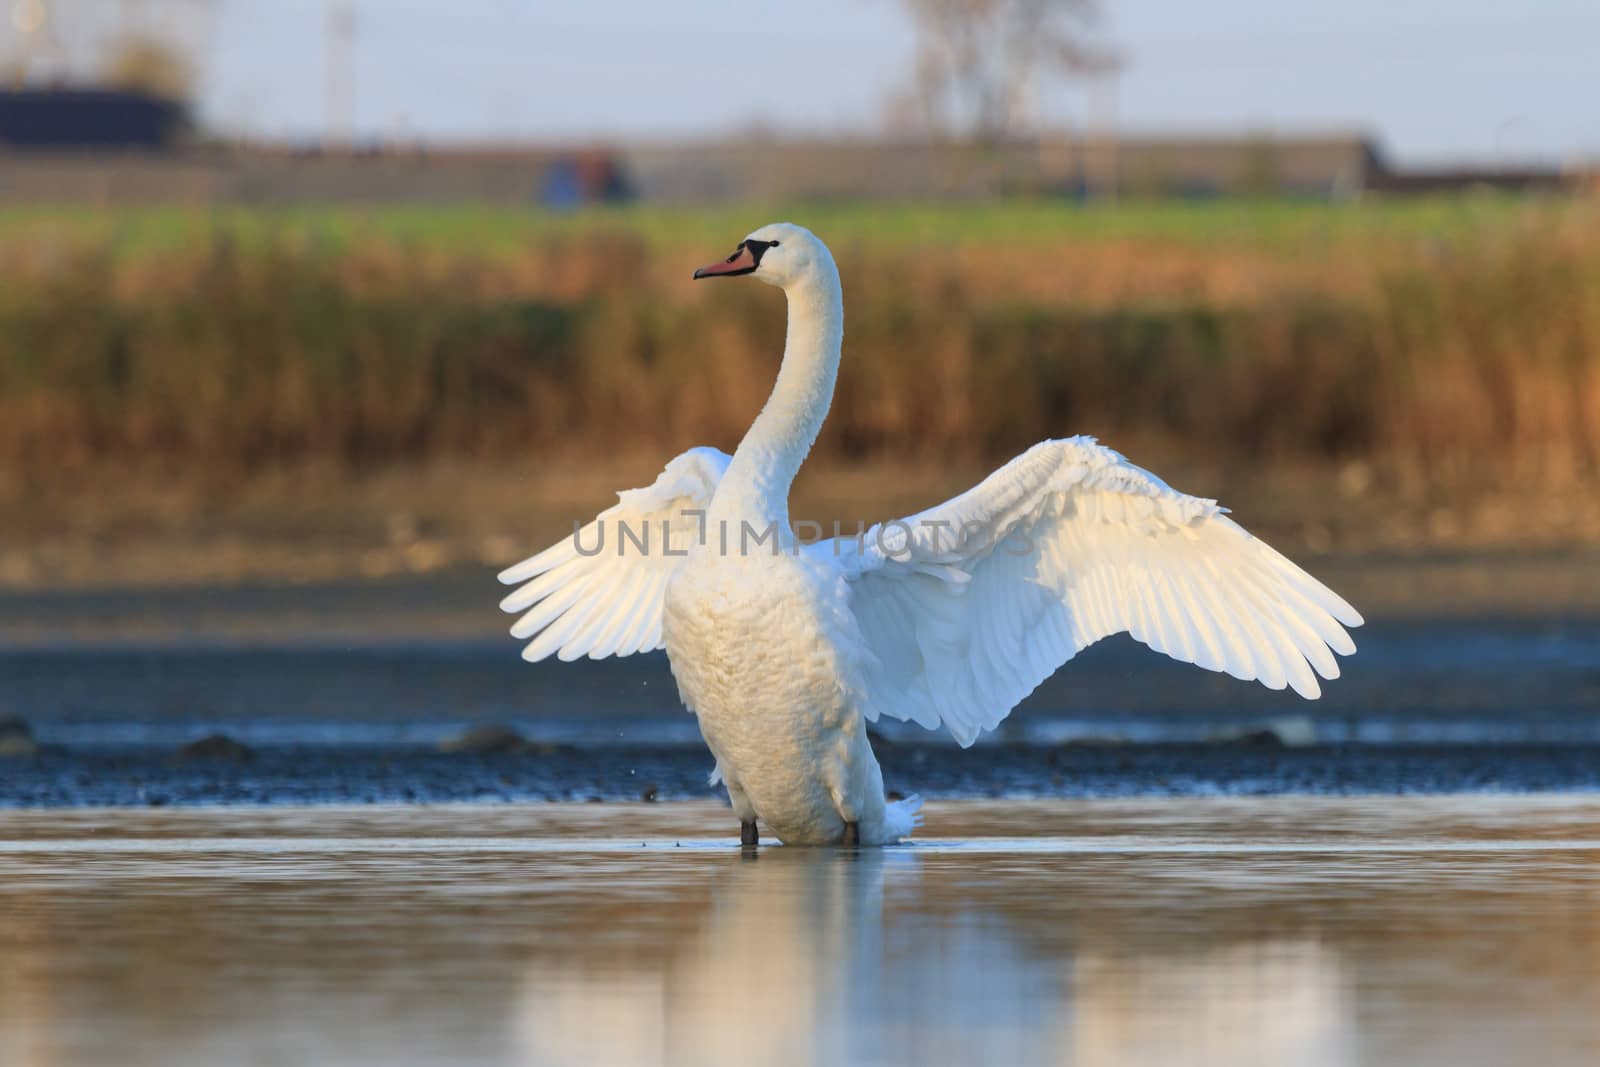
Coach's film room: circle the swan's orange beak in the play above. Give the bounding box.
[693,242,758,279]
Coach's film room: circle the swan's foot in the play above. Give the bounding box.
[740,820,759,848]
[841,821,860,847]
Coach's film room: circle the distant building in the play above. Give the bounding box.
[1084,135,1384,200]
[0,125,1579,205]
[0,142,635,206]
[1365,166,1573,196]
[0,88,187,151]
[618,134,1387,204]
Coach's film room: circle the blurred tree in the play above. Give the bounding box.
[1,1,213,95]
[897,0,1116,143]
[100,33,193,100]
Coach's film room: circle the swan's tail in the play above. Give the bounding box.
[884,794,924,842]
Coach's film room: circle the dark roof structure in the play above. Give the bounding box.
[0,88,187,150]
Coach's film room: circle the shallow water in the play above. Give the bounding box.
[7,613,1600,746]
[3,797,1599,1066]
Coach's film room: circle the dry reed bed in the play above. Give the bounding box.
[0,203,1596,494]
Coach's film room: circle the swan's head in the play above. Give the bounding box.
[692,222,830,290]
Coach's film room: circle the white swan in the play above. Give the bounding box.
[498,223,1362,846]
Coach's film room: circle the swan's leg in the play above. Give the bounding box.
[724,771,759,847]
[823,715,872,846]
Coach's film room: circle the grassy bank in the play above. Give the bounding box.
[0,197,1596,492]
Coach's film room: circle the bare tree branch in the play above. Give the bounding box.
[899,0,1117,143]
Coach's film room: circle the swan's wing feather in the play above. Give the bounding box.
[498,446,730,662]
[836,436,1361,746]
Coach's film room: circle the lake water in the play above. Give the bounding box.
[3,797,1599,1066]
[4,566,1599,756]
[7,610,1600,806]
[4,565,1599,1061]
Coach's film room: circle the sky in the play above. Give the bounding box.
[79,1,1600,165]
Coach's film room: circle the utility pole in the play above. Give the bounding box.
[325,0,355,148]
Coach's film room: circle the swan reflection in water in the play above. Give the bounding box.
[7,801,1596,1066]
[515,845,1353,1067]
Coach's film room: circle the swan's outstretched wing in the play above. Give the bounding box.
[497,447,730,662]
[829,437,1362,746]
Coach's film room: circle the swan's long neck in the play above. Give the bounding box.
[708,262,843,530]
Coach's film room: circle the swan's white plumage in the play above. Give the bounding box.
[498,446,730,662]
[497,222,1361,845]
[826,437,1361,747]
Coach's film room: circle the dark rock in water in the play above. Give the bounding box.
[174,734,255,763]
[439,724,529,755]
[1215,728,1288,749]
[1208,716,1316,748]
[0,716,38,758]
[640,784,659,803]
